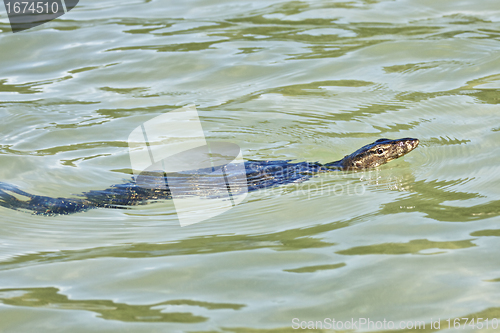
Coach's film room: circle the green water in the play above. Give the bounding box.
[1,0,500,331]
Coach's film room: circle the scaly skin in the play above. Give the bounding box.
[0,138,418,215]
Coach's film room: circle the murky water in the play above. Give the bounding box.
[1,0,500,331]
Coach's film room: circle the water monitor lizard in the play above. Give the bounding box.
[0,138,418,215]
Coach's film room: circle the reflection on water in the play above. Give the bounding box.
[336,238,476,255]
[0,286,245,323]
[0,0,500,331]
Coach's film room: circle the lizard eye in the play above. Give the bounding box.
[376,148,384,154]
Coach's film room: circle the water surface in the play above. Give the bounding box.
[1,0,500,331]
